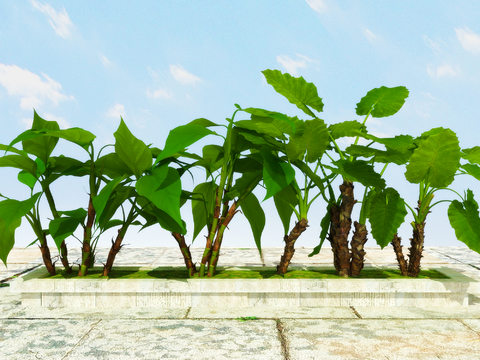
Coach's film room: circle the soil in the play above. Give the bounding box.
[47,267,449,280]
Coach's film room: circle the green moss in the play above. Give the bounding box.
[47,267,449,280]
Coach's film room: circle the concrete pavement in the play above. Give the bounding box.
[1,246,480,359]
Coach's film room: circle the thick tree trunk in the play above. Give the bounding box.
[102,228,124,277]
[329,181,356,277]
[391,233,408,276]
[407,221,426,277]
[350,221,368,277]
[172,232,197,277]
[38,234,56,276]
[277,218,309,275]
[59,240,72,273]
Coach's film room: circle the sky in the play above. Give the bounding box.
[1,0,480,255]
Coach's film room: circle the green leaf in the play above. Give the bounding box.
[364,134,415,153]
[156,124,215,163]
[103,219,125,231]
[191,181,216,241]
[136,166,185,234]
[356,86,409,118]
[262,69,324,117]
[345,145,411,165]
[260,147,295,200]
[0,143,27,156]
[0,155,38,176]
[97,186,137,229]
[273,183,299,235]
[92,176,126,224]
[0,193,41,225]
[58,208,88,220]
[462,146,480,164]
[368,188,408,249]
[233,157,263,173]
[240,192,265,255]
[225,170,262,202]
[49,216,83,251]
[241,108,296,135]
[187,118,219,127]
[448,190,480,254]
[461,163,480,181]
[18,170,37,189]
[326,160,386,189]
[328,121,367,140]
[95,153,134,179]
[308,203,332,257]
[405,128,460,188]
[286,118,329,163]
[114,118,152,178]
[0,218,21,266]
[21,111,60,164]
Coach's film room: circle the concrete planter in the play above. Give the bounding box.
[10,265,479,308]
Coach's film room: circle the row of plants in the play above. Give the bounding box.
[1,69,480,279]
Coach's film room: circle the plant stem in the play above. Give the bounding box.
[349,221,368,277]
[390,233,408,276]
[78,194,95,276]
[276,218,309,275]
[172,232,197,277]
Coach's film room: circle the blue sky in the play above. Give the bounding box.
[1,0,480,252]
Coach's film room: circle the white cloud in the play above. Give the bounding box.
[146,87,172,100]
[21,112,70,129]
[169,65,201,85]
[276,54,316,76]
[106,103,126,119]
[306,0,327,14]
[100,55,113,67]
[30,0,74,39]
[455,27,480,54]
[362,27,381,43]
[427,63,460,78]
[0,63,74,110]
[423,36,442,55]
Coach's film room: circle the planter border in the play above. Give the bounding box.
[10,265,479,308]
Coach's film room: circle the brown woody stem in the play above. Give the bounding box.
[391,233,408,276]
[349,221,367,277]
[172,232,197,277]
[276,218,309,275]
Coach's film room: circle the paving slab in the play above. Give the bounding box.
[282,318,480,360]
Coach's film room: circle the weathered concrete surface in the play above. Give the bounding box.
[1,246,480,359]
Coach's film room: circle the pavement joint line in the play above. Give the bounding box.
[275,318,290,360]
[61,318,102,360]
[456,318,480,341]
[183,307,191,319]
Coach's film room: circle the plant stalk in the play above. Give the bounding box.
[276,218,309,275]
[172,232,197,277]
[390,233,408,276]
[349,221,368,277]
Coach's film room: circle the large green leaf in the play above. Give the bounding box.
[156,124,215,163]
[345,145,411,165]
[325,160,386,189]
[224,170,263,202]
[0,193,41,225]
[21,111,59,164]
[262,69,324,117]
[448,190,480,253]
[49,215,83,251]
[356,86,409,118]
[462,146,480,164]
[405,128,460,188]
[0,155,38,176]
[286,118,329,163]
[368,188,408,249]
[18,171,37,189]
[239,192,265,255]
[191,181,216,241]
[0,143,27,156]
[0,218,21,266]
[48,156,87,176]
[241,108,296,135]
[95,153,133,179]
[97,186,137,229]
[114,119,152,178]
[260,147,295,200]
[461,164,480,181]
[187,118,219,127]
[308,203,332,257]
[273,183,299,235]
[136,166,185,234]
[92,176,126,224]
[328,121,367,140]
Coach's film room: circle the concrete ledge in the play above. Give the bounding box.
[10,266,478,308]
